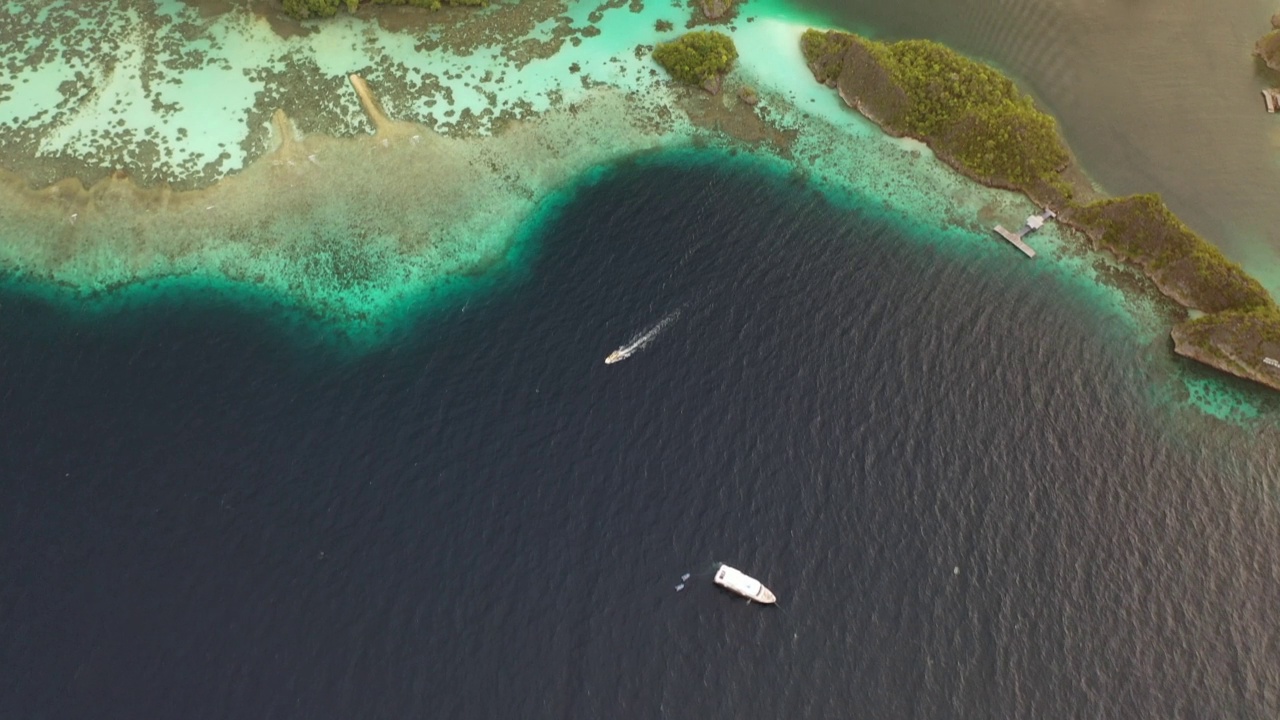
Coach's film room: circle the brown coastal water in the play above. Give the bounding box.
[796,0,1280,288]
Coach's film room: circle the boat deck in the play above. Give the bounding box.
[714,564,777,604]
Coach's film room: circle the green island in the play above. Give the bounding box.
[652,31,738,93]
[802,29,1280,392]
[800,31,1071,198]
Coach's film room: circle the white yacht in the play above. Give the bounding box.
[714,564,777,604]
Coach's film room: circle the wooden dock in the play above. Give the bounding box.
[994,225,1036,258]
[992,207,1056,258]
[1264,89,1280,114]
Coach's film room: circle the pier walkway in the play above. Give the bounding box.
[993,207,1057,258]
[994,225,1036,257]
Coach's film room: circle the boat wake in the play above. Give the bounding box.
[605,309,681,364]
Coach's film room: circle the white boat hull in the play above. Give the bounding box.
[714,564,777,604]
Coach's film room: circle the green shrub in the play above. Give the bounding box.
[282,0,341,18]
[652,31,737,86]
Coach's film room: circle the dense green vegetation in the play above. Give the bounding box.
[1172,305,1280,378]
[1257,29,1280,72]
[1069,197,1280,383]
[799,27,1280,388]
[1071,195,1272,313]
[1050,194,1280,384]
[1182,307,1280,350]
[799,30,1070,195]
[281,0,486,20]
[651,31,738,87]
[1059,196,1280,383]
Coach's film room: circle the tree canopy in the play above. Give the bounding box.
[801,30,1069,192]
[651,31,738,86]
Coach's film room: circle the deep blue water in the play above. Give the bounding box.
[3,158,1280,719]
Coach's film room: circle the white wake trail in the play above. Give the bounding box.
[606,309,682,364]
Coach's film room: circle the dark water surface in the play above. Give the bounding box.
[3,160,1280,718]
